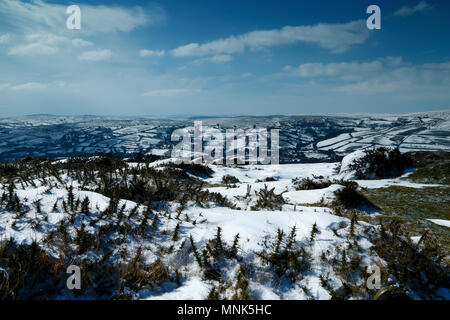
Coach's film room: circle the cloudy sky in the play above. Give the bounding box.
[0,0,449,116]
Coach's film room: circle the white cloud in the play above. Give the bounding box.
[139,49,165,57]
[8,33,92,56]
[171,20,369,57]
[78,49,112,61]
[71,38,93,47]
[207,55,233,63]
[421,61,450,69]
[384,56,404,67]
[0,34,11,44]
[330,60,450,95]
[0,0,164,34]
[332,79,407,94]
[82,5,159,33]
[279,57,450,97]
[178,54,233,70]
[394,1,433,17]
[11,82,47,90]
[141,89,194,97]
[9,42,57,56]
[241,72,253,78]
[0,80,81,93]
[284,60,384,78]
[193,54,233,64]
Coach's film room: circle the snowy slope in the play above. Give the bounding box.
[1,154,448,300]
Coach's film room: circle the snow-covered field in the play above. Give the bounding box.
[0,151,448,300]
[0,111,448,163]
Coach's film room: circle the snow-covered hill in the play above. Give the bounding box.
[0,111,448,163]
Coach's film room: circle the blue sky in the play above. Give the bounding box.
[0,0,449,116]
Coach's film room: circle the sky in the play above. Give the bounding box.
[0,0,449,117]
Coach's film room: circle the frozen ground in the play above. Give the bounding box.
[0,153,448,300]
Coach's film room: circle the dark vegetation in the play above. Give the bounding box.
[202,214,449,300]
[164,162,214,178]
[370,218,449,299]
[363,185,450,256]
[349,147,413,179]
[255,176,279,183]
[221,174,240,188]
[190,228,250,299]
[257,227,311,283]
[0,156,233,299]
[332,181,379,211]
[405,151,450,185]
[314,214,449,299]
[0,156,231,209]
[292,175,332,190]
[360,151,450,257]
[250,185,286,211]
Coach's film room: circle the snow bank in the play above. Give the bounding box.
[336,149,367,180]
[427,219,450,228]
[284,184,344,205]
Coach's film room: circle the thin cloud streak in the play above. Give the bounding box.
[394,1,434,17]
[171,20,369,57]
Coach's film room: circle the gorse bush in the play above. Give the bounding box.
[256,176,279,183]
[258,227,311,282]
[0,239,66,299]
[0,157,228,299]
[293,176,332,190]
[0,156,234,210]
[251,185,286,211]
[370,219,449,298]
[189,228,242,287]
[164,162,214,178]
[221,174,240,187]
[349,147,412,179]
[332,181,378,210]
